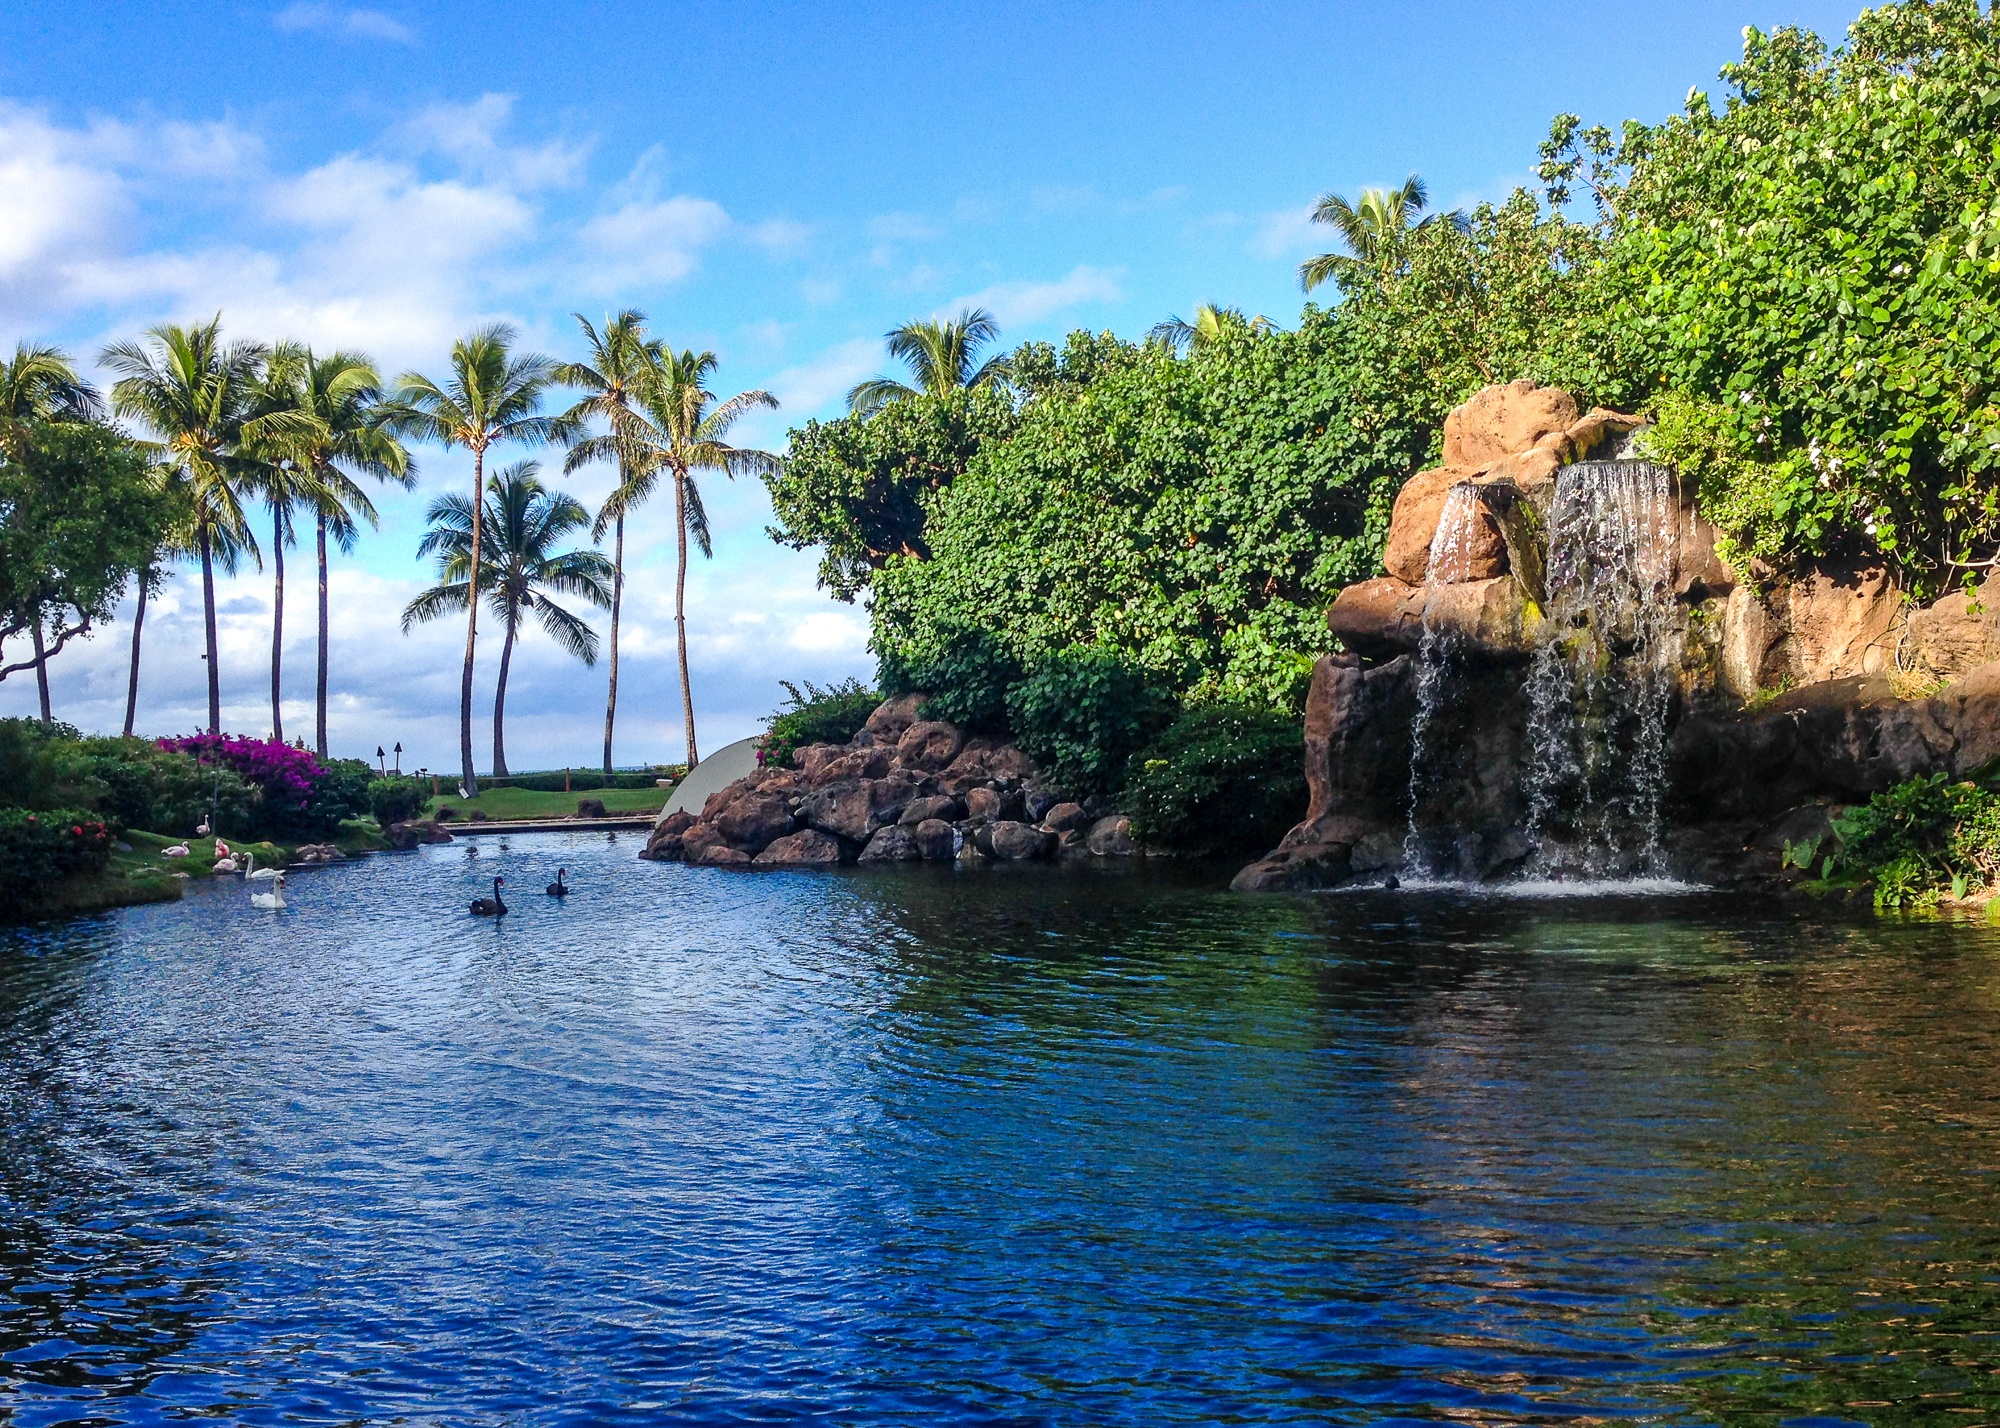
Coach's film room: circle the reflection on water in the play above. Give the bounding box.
[2,835,1998,1424]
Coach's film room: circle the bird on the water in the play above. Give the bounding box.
[470,876,507,916]
[546,868,569,897]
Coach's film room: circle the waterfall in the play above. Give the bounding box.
[1402,484,1482,875]
[1521,461,1681,876]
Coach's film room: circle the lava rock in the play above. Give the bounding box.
[1230,842,1351,892]
[753,829,844,867]
[801,778,912,843]
[861,692,926,744]
[898,794,960,825]
[913,818,957,860]
[963,786,1002,821]
[1084,815,1135,857]
[712,792,795,854]
[641,810,696,861]
[896,719,966,771]
[691,842,753,867]
[386,820,454,850]
[858,825,923,862]
[1042,802,1091,834]
[987,820,1056,861]
[1022,786,1059,823]
[575,798,609,818]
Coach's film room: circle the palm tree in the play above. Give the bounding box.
[380,325,565,796]
[257,347,412,758]
[1299,173,1462,291]
[102,318,298,735]
[555,310,664,779]
[1148,304,1276,354]
[401,462,613,777]
[124,483,194,737]
[846,307,1010,416]
[609,349,778,767]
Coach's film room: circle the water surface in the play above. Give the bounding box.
[3,834,1998,1424]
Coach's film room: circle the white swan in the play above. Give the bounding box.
[242,851,280,880]
[250,873,286,910]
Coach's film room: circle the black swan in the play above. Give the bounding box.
[470,876,507,916]
[546,868,569,897]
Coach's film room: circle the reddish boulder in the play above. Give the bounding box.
[913,818,957,860]
[701,776,764,822]
[861,692,926,744]
[899,794,960,825]
[896,719,965,771]
[801,778,911,843]
[1441,379,1579,470]
[753,829,844,867]
[641,810,695,861]
[963,786,1002,821]
[712,793,795,854]
[987,821,1055,861]
[692,843,753,867]
[1042,802,1091,834]
[811,746,896,786]
[1085,815,1135,856]
[858,825,922,862]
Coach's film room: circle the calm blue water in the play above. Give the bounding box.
[3,833,1998,1425]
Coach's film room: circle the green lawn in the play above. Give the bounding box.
[424,785,670,822]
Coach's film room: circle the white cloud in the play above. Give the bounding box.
[788,610,868,654]
[578,195,731,287]
[397,94,588,189]
[0,106,128,316]
[1247,205,1319,261]
[274,4,416,44]
[951,264,1121,327]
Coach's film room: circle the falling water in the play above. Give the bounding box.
[1521,461,1681,876]
[1402,484,1483,875]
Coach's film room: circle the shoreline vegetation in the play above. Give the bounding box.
[7,0,2000,916]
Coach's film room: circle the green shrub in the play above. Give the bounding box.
[1005,646,1174,797]
[761,679,883,769]
[877,620,1020,731]
[1124,705,1308,856]
[1829,772,2000,909]
[0,806,115,906]
[366,775,428,826]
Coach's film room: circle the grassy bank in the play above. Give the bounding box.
[424,786,669,821]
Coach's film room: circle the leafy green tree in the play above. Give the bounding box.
[0,422,168,697]
[1300,173,1460,291]
[253,347,410,757]
[610,350,778,767]
[381,325,566,795]
[556,310,665,777]
[102,319,303,734]
[767,388,1018,601]
[401,462,613,777]
[1546,0,2000,587]
[847,307,1011,416]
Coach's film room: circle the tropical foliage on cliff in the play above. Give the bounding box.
[767,0,2000,783]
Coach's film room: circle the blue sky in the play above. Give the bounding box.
[0,0,1863,771]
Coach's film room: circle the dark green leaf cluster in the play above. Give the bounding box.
[0,719,255,836]
[366,775,429,826]
[760,678,883,770]
[1123,705,1307,856]
[1002,646,1174,797]
[765,390,1018,601]
[0,807,114,906]
[1579,0,2000,586]
[1828,772,2000,908]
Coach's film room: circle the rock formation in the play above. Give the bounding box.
[1237,379,2000,893]
[640,693,1134,870]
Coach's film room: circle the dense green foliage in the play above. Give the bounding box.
[0,419,169,678]
[0,806,114,906]
[367,776,428,826]
[1559,0,2000,586]
[1124,706,1309,856]
[1823,773,2000,909]
[760,679,883,769]
[1002,646,1173,796]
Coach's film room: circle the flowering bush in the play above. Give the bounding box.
[155,735,365,841]
[0,806,115,906]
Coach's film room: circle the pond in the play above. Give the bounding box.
[2,834,1998,1425]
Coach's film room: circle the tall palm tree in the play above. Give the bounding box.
[257,347,411,758]
[609,349,778,767]
[555,310,664,779]
[1299,173,1462,291]
[1147,304,1276,354]
[102,318,299,734]
[381,325,565,796]
[124,482,194,737]
[846,307,1009,416]
[401,462,613,778]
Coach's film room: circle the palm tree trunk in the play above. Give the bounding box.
[675,474,699,769]
[31,620,50,724]
[493,615,516,778]
[200,523,221,735]
[602,513,623,778]
[270,508,285,743]
[460,447,484,796]
[124,572,149,737]
[315,512,330,761]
